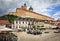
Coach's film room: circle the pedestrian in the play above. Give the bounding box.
[0,36,3,41]
[8,33,13,41]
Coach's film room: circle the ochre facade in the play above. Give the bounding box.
[9,3,54,21]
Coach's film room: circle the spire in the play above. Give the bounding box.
[29,6,33,11]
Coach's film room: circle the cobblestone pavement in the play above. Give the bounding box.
[12,29,60,41]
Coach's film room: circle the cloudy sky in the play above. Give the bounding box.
[0,0,60,19]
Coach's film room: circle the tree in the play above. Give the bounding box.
[0,14,18,23]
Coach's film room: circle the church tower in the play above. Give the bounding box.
[29,6,33,12]
[21,3,27,10]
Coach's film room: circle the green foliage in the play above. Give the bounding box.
[32,25,36,28]
[37,25,40,27]
[0,14,18,23]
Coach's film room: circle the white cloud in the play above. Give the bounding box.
[41,13,51,17]
[5,0,13,2]
[53,11,60,19]
[54,12,60,16]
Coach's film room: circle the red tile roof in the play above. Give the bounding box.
[56,19,60,22]
[57,23,60,26]
[0,20,10,25]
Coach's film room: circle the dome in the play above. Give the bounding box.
[29,6,33,10]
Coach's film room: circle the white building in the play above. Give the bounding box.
[11,17,37,29]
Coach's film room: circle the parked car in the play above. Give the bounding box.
[51,26,60,30]
[39,28,46,30]
[27,29,42,35]
[54,29,60,33]
[44,31,49,33]
[0,32,17,41]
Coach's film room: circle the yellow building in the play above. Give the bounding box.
[9,3,54,21]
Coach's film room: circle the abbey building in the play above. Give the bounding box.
[9,3,54,29]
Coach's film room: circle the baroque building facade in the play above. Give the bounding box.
[10,3,54,29]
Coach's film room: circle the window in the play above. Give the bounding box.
[16,21,18,23]
[44,21,49,24]
[23,21,24,24]
[27,19,29,21]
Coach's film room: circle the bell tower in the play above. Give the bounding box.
[21,3,27,10]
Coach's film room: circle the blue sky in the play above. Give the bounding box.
[0,0,60,19]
